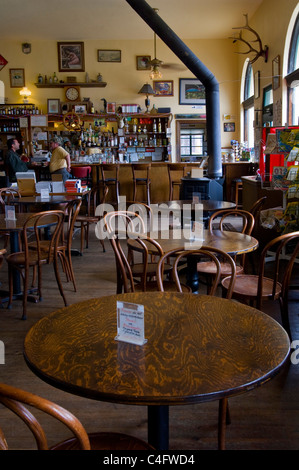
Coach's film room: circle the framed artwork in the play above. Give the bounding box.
[97,50,121,63]
[254,71,260,99]
[272,55,280,90]
[179,78,205,105]
[136,56,151,70]
[57,42,85,72]
[74,104,87,114]
[47,99,60,114]
[224,122,235,132]
[106,102,116,114]
[9,68,25,88]
[153,80,174,96]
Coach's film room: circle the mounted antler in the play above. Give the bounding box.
[229,14,268,64]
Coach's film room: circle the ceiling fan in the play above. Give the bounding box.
[149,9,186,79]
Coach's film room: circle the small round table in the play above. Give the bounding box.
[24,292,290,450]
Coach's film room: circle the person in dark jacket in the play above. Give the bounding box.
[5,138,29,182]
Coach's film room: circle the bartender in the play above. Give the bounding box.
[49,136,72,183]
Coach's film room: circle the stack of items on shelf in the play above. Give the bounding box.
[65,179,87,193]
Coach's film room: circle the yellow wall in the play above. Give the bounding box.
[0,0,298,160]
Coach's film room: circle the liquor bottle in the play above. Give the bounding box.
[153,119,157,132]
[53,72,58,83]
[38,74,43,84]
[158,118,162,133]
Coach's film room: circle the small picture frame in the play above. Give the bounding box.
[153,80,174,96]
[224,122,235,132]
[97,50,121,63]
[179,78,205,105]
[272,55,280,90]
[254,71,260,99]
[47,99,60,114]
[136,56,151,70]
[57,42,85,72]
[74,104,87,114]
[106,102,116,114]
[9,68,25,88]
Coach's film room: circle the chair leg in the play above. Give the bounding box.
[53,255,68,306]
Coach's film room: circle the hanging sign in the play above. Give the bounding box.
[0,55,8,71]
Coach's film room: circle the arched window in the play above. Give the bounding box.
[286,12,299,125]
[242,61,254,148]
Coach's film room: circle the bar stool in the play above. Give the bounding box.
[231,178,243,208]
[71,166,92,186]
[100,163,120,204]
[132,163,151,205]
[167,163,186,200]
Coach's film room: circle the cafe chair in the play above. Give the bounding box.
[197,210,255,289]
[6,210,67,320]
[157,247,236,298]
[167,163,186,200]
[0,188,22,248]
[0,383,153,450]
[100,163,120,204]
[221,231,299,340]
[104,211,173,293]
[231,178,243,209]
[132,163,151,205]
[71,166,92,187]
[75,186,108,254]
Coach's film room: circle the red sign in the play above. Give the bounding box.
[0,55,8,71]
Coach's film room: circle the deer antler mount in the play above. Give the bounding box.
[229,14,268,64]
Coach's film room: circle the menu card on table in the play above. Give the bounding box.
[115,301,147,346]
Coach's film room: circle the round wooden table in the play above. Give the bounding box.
[128,228,259,291]
[24,292,290,450]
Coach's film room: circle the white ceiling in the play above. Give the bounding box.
[1,0,263,41]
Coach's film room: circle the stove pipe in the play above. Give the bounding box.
[126,0,222,179]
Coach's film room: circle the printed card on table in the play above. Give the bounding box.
[115,301,147,346]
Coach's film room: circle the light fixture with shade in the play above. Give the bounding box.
[19,87,31,103]
[138,83,155,113]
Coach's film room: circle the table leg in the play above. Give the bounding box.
[147,405,169,450]
[186,256,200,293]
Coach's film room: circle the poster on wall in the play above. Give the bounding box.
[179,78,205,105]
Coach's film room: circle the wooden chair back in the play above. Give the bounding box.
[167,163,186,200]
[0,188,22,213]
[104,210,146,236]
[256,231,299,309]
[0,383,90,450]
[157,247,236,297]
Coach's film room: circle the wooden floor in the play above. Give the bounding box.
[0,226,298,451]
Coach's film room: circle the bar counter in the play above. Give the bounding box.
[72,161,204,204]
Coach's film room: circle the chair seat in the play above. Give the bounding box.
[221,274,282,299]
[6,251,48,266]
[76,215,99,223]
[131,262,172,277]
[197,261,244,276]
[51,432,154,450]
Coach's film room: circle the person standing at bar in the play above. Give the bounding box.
[5,138,29,182]
[49,136,71,183]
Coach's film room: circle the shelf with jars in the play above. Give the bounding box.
[0,103,40,116]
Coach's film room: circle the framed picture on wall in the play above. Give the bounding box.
[57,42,85,72]
[106,102,116,113]
[153,80,174,96]
[97,50,121,63]
[179,78,205,105]
[9,68,25,88]
[136,56,151,70]
[47,99,60,114]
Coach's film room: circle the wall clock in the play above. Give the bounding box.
[64,86,80,102]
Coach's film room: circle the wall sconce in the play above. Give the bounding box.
[19,87,32,103]
[22,43,31,54]
[138,83,155,113]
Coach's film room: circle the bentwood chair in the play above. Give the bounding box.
[104,211,173,293]
[157,247,236,298]
[222,231,299,340]
[0,188,22,248]
[0,383,153,450]
[6,211,67,320]
[197,210,255,289]
[75,186,108,254]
